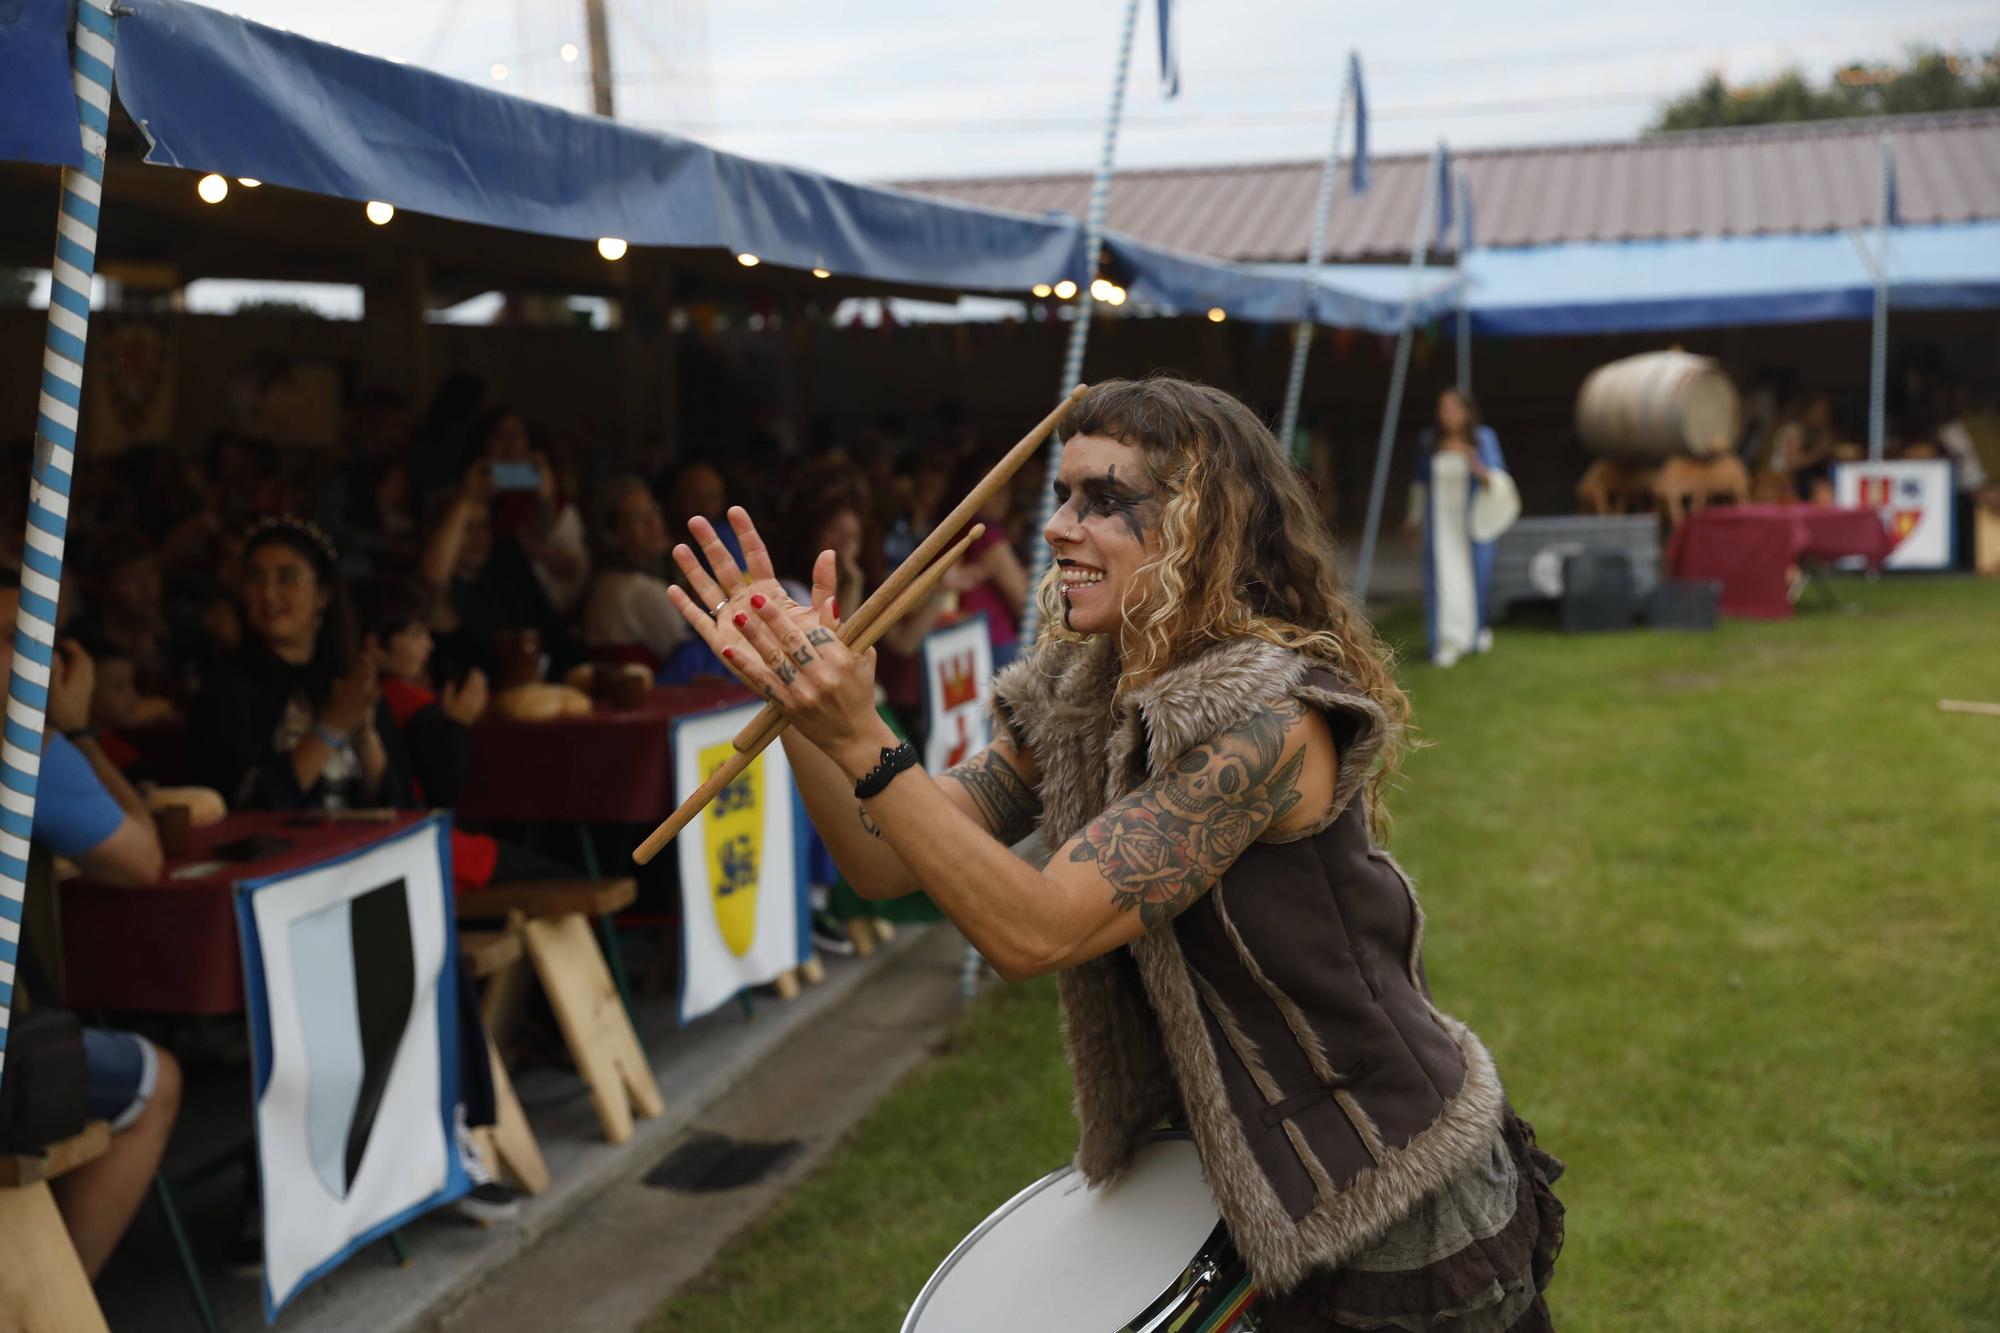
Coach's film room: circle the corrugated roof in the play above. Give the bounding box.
[895,110,2000,264]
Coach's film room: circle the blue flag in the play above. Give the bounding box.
[1432,143,1453,248]
[1880,137,1897,227]
[1157,0,1180,98]
[1349,52,1370,193]
[1458,164,1475,254]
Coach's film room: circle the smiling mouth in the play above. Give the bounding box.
[1057,561,1105,592]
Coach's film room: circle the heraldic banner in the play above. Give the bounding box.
[1834,459,1955,571]
[232,815,470,1319]
[922,615,994,774]
[672,701,806,1022]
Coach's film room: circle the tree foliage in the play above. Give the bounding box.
[1652,44,2000,133]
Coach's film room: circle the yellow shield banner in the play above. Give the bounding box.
[673,701,799,1022]
[700,738,762,958]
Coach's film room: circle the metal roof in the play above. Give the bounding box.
[895,111,2000,264]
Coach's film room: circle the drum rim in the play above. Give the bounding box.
[899,1131,1199,1333]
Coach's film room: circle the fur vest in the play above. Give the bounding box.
[991,634,1508,1293]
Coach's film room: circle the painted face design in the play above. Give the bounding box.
[1045,435,1164,637]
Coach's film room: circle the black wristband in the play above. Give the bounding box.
[853,742,920,800]
[62,727,96,744]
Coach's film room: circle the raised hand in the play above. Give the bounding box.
[441,667,490,726]
[664,506,840,698]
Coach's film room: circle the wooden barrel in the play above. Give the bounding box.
[1574,352,1741,462]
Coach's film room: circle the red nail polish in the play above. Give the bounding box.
[751,594,766,610]
[722,647,734,660]
[734,613,748,628]
[831,598,839,619]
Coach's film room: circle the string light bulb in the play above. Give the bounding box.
[560,43,580,63]
[1089,278,1115,302]
[736,253,760,267]
[237,178,262,188]
[1105,285,1127,306]
[811,267,831,279]
[597,236,628,261]
[366,200,395,225]
[1031,283,1053,299]
[1207,307,1226,323]
[490,62,509,81]
[196,173,229,204]
[1053,280,1077,300]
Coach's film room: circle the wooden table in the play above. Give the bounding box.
[459,681,752,827]
[1665,504,1896,619]
[60,811,431,1015]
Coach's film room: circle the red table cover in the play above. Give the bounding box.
[458,680,753,824]
[61,811,430,1016]
[1666,505,1896,619]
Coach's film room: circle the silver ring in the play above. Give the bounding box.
[712,597,730,618]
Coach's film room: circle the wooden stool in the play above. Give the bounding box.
[1576,458,1658,515]
[518,913,666,1144]
[1655,454,1751,530]
[0,1123,113,1333]
[460,930,551,1195]
[459,878,641,1019]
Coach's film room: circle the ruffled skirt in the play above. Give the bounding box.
[1250,1107,1565,1332]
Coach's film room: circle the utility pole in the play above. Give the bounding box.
[584,0,615,117]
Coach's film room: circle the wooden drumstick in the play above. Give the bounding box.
[728,382,1087,753]
[631,523,988,866]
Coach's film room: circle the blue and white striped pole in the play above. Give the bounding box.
[1,0,121,1087]
[1018,0,1143,646]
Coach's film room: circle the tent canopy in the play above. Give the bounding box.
[0,0,88,170]
[0,0,1433,330]
[1462,222,2000,336]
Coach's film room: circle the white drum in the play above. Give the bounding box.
[902,1134,1257,1333]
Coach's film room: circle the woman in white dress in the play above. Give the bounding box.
[1403,388,1512,667]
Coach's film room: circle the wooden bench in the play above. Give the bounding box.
[0,1123,113,1333]
[460,930,551,1196]
[459,882,664,1145]
[458,877,640,1020]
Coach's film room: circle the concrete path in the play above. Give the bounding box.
[95,924,964,1333]
[432,924,971,1331]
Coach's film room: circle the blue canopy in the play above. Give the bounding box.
[1117,237,1461,333]
[1462,222,2000,336]
[107,0,1081,294]
[0,0,1458,331]
[0,0,87,169]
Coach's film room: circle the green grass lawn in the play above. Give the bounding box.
[651,576,2000,1332]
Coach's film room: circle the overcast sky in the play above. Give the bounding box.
[200,1,2000,181]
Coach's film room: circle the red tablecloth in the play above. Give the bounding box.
[1665,505,1896,619]
[60,811,430,1016]
[459,680,754,824]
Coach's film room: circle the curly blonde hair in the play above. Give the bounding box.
[1033,376,1410,834]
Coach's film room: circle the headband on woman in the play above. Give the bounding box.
[243,513,340,571]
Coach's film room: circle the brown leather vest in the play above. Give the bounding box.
[992,635,1507,1292]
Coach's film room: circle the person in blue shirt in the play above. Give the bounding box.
[0,573,181,1279]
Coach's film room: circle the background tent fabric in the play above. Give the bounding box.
[3,0,1452,332]
[105,0,1083,294]
[1114,236,1460,331]
[1462,221,2000,336]
[0,0,89,168]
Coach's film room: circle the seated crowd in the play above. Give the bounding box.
[0,384,1036,1279]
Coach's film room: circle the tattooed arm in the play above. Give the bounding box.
[840,696,1333,981]
[782,728,1045,901]
[939,738,1042,847]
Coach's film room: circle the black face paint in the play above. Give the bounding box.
[1057,466,1155,545]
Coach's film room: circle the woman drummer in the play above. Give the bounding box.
[666,377,1563,1331]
